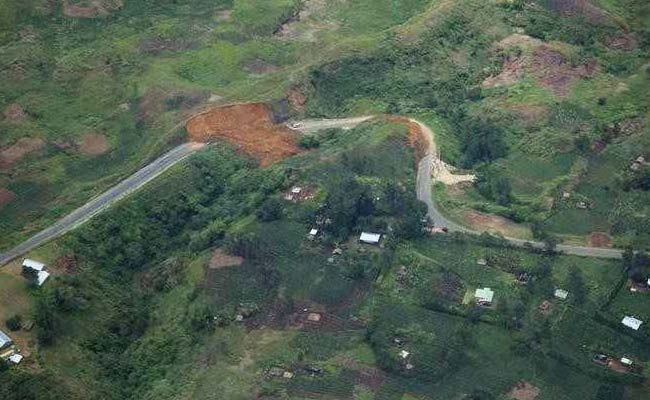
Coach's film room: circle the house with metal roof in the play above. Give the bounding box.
[359,232,381,245]
[22,259,45,272]
[475,288,495,305]
[0,330,13,350]
[622,316,643,331]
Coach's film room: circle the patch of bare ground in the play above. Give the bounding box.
[482,57,525,88]
[508,104,550,126]
[497,34,542,49]
[337,356,386,392]
[215,9,232,22]
[606,34,639,51]
[244,59,279,75]
[544,0,609,24]
[0,188,16,210]
[619,118,646,136]
[186,103,301,167]
[276,0,332,41]
[530,45,598,96]
[62,0,123,18]
[138,38,198,55]
[588,232,613,248]
[464,210,527,238]
[3,104,27,122]
[507,381,541,400]
[209,249,244,269]
[287,84,311,113]
[0,138,45,169]
[77,134,110,155]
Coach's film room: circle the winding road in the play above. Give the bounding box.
[0,115,623,267]
[0,142,205,266]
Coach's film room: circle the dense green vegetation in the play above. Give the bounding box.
[2,0,650,399]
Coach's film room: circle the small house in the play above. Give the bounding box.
[0,330,13,350]
[621,357,633,366]
[8,354,23,365]
[622,316,643,331]
[477,258,488,266]
[399,350,410,359]
[22,258,50,287]
[307,313,322,322]
[576,201,588,209]
[554,289,569,300]
[22,259,45,272]
[360,232,381,245]
[475,288,495,306]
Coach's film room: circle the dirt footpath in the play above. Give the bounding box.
[186,103,300,167]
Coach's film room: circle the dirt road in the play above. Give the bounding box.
[0,142,205,266]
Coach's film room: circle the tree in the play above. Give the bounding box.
[5,315,22,331]
[257,197,283,222]
[568,265,587,305]
[594,383,624,400]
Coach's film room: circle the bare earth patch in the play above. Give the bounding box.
[588,232,613,248]
[0,188,16,210]
[209,249,244,269]
[497,34,542,49]
[606,34,639,51]
[0,138,45,169]
[531,45,598,96]
[509,104,550,125]
[287,85,309,112]
[3,104,27,122]
[186,103,301,167]
[482,57,525,88]
[62,0,123,18]
[464,210,528,238]
[78,134,110,155]
[244,59,279,75]
[507,381,541,400]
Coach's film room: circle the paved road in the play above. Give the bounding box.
[0,114,623,267]
[294,116,624,259]
[0,142,205,266]
[410,118,623,259]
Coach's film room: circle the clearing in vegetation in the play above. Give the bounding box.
[186,103,301,167]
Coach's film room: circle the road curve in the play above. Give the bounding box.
[0,142,205,266]
[0,114,624,267]
[294,116,624,259]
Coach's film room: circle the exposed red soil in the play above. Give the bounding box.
[209,249,244,269]
[62,0,123,18]
[507,381,541,400]
[464,210,521,236]
[186,103,301,167]
[78,134,110,155]
[0,138,45,169]
[588,232,613,248]
[3,104,27,122]
[608,359,631,374]
[531,45,598,96]
[387,116,427,161]
[0,188,16,210]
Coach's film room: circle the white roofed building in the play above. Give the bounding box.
[22,259,45,271]
[0,330,13,350]
[475,288,495,305]
[360,232,381,245]
[622,316,643,331]
[554,289,569,300]
[37,271,50,287]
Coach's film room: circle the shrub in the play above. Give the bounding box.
[257,197,284,221]
[5,315,22,331]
